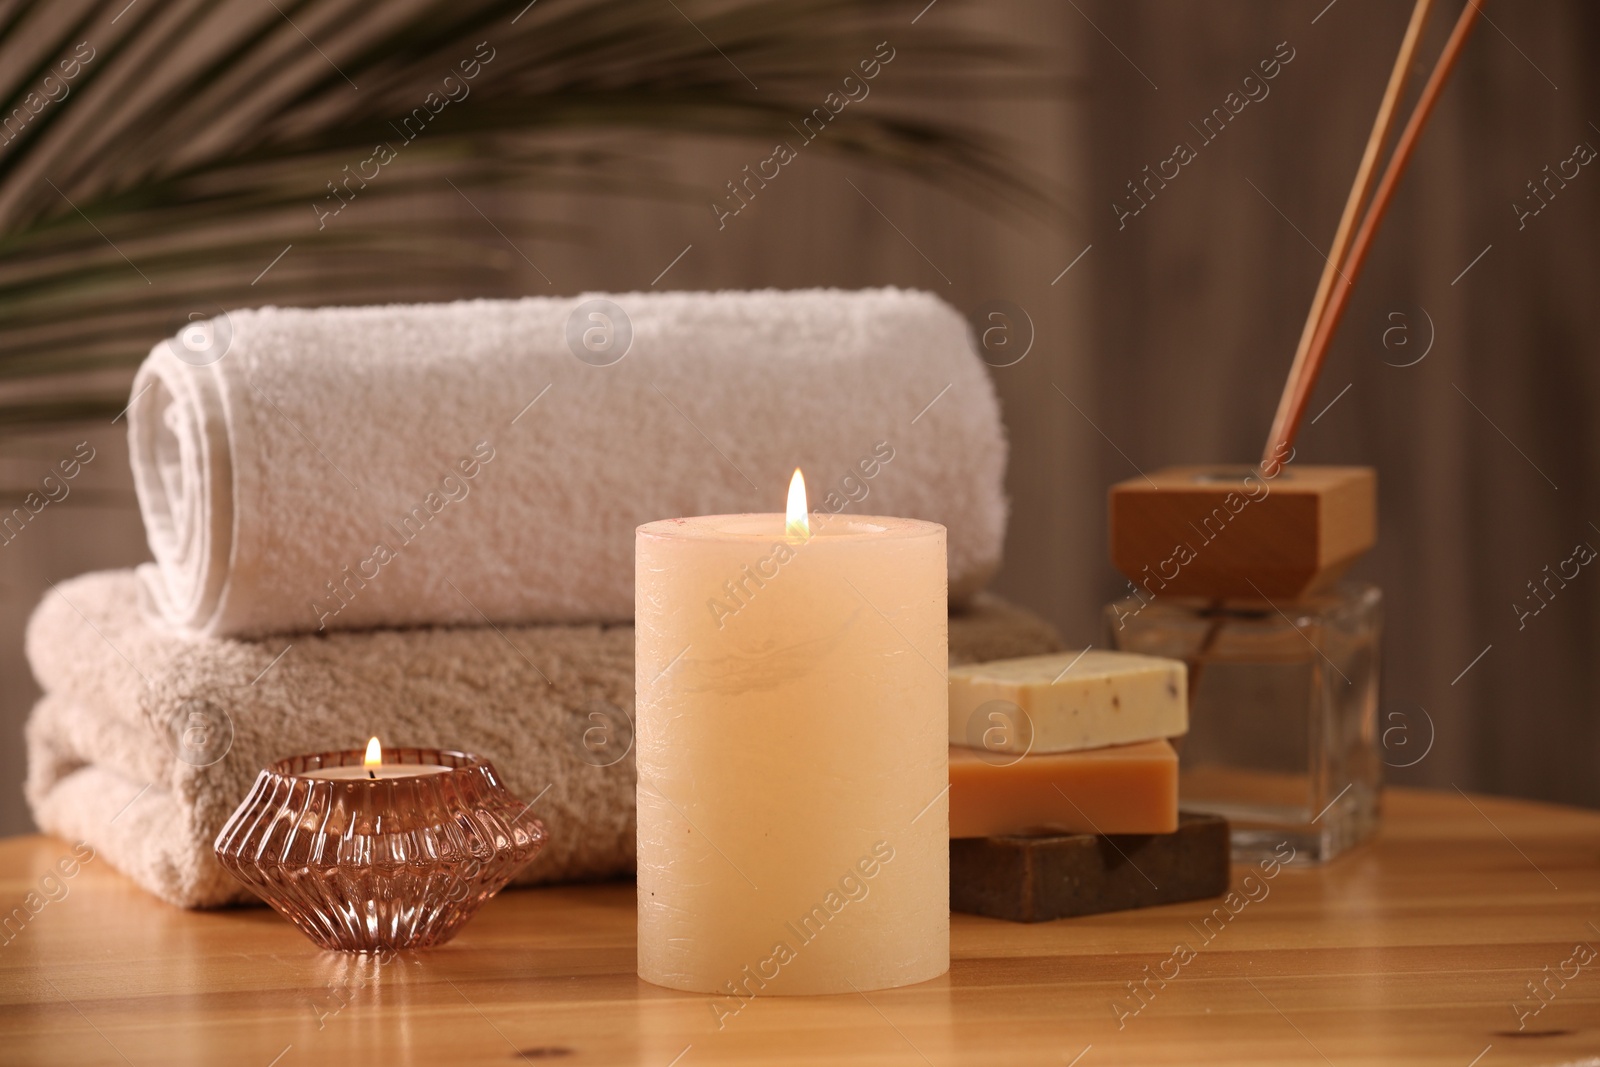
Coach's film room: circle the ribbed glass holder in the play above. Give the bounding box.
[214,747,545,951]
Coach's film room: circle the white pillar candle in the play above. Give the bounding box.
[636,477,948,998]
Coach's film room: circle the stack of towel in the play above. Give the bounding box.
[24,288,1063,907]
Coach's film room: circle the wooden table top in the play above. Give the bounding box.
[1,786,1598,1066]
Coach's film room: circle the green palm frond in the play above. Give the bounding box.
[0,0,1061,426]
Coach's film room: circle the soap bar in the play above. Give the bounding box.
[950,813,1230,922]
[948,740,1178,839]
[949,651,1186,754]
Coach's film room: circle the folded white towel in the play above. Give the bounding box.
[129,288,1007,638]
[25,570,1061,908]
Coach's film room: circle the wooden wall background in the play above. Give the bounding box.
[1084,0,1600,808]
[1,0,1595,836]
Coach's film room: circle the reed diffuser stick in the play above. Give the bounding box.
[1262,0,1483,467]
[1262,0,1434,466]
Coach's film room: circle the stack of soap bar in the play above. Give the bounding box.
[948,650,1212,920]
[947,650,1188,838]
[948,740,1178,838]
[950,813,1230,922]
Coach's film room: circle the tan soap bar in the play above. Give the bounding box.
[948,740,1178,839]
[949,651,1186,754]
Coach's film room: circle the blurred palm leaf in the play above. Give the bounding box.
[0,0,1057,426]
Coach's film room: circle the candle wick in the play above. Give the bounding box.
[367,769,376,779]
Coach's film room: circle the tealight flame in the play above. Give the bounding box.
[785,468,809,540]
[363,736,382,770]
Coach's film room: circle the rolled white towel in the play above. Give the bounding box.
[128,288,1007,637]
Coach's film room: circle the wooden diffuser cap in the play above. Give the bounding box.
[1108,465,1376,602]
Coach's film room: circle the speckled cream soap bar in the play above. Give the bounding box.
[948,651,1188,754]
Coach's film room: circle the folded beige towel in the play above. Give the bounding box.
[25,570,1060,908]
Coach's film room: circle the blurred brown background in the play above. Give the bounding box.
[2,0,1596,835]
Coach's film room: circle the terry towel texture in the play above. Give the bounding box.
[25,570,1061,908]
[129,288,1008,638]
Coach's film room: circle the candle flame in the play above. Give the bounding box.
[785,468,809,540]
[363,736,382,769]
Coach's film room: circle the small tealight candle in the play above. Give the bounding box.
[298,737,451,780]
[214,742,545,951]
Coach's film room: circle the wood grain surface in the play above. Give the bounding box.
[1,786,1598,1066]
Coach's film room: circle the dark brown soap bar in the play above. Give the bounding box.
[950,812,1230,922]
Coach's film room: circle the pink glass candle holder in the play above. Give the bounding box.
[214,746,545,951]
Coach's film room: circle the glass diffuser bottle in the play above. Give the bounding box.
[1107,583,1381,862]
[1105,464,1381,863]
